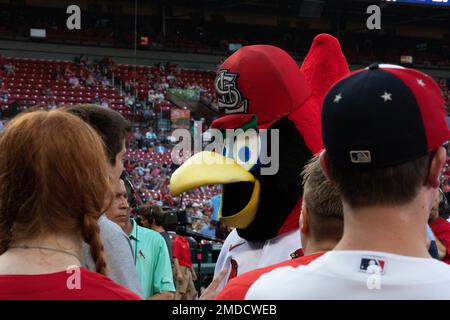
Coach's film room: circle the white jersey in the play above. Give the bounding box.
[214,228,301,291]
[246,250,450,300]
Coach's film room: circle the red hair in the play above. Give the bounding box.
[0,110,111,274]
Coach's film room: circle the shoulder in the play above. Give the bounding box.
[138,226,166,245]
[220,229,246,252]
[216,253,323,300]
[80,268,142,300]
[431,217,450,233]
[98,215,127,238]
[99,219,131,253]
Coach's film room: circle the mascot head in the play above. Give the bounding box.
[170,34,349,241]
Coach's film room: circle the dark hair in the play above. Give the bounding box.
[63,104,130,165]
[327,152,431,208]
[136,205,165,226]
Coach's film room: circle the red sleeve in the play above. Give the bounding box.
[172,236,180,259]
[430,218,450,263]
[215,252,324,300]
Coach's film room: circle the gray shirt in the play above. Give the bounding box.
[159,231,173,263]
[82,214,144,298]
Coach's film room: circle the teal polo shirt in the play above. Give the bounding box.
[129,219,175,298]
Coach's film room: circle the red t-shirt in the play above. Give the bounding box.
[430,217,450,264]
[172,235,192,267]
[215,252,324,300]
[0,267,141,300]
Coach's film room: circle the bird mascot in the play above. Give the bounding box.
[170,34,349,290]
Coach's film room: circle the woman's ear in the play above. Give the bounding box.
[428,147,447,189]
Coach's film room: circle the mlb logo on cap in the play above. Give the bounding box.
[322,63,450,169]
[350,151,371,163]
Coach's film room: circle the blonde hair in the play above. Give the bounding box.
[302,156,343,241]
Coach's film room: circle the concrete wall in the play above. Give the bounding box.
[0,40,226,70]
[1,39,449,78]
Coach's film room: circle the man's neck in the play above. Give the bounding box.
[124,218,134,236]
[303,239,337,256]
[152,225,164,233]
[334,199,430,258]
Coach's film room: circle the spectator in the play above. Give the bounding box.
[68,75,80,88]
[47,99,57,110]
[216,155,344,299]
[0,110,139,300]
[91,96,100,105]
[64,104,143,298]
[173,234,197,300]
[429,190,450,264]
[95,71,103,82]
[105,178,130,231]
[3,63,14,75]
[209,194,221,223]
[125,93,135,108]
[121,188,175,300]
[133,128,143,149]
[145,128,157,143]
[124,80,132,94]
[155,142,166,154]
[100,98,109,109]
[192,219,204,233]
[200,220,217,239]
[52,65,61,80]
[102,78,111,88]
[86,73,96,87]
[79,54,88,66]
[245,65,450,299]
[42,85,53,97]
[139,205,173,263]
[0,86,8,103]
[63,66,72,80]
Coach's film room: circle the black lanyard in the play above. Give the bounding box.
[130,220,139,266]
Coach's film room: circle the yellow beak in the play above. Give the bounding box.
[170,151,260,229]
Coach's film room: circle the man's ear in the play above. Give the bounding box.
[319,151,334,184]
[428,147,447,189]
[300,206,310,235]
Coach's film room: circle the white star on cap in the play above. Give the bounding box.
[417,78,426,87]
[381,92,392,102]
[334,93,343,103]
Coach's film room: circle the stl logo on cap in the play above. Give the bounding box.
[215,69,248,114]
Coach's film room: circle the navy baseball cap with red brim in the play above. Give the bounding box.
[322,63,450,169]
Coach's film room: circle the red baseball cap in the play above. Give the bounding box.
[215,45,312,128]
